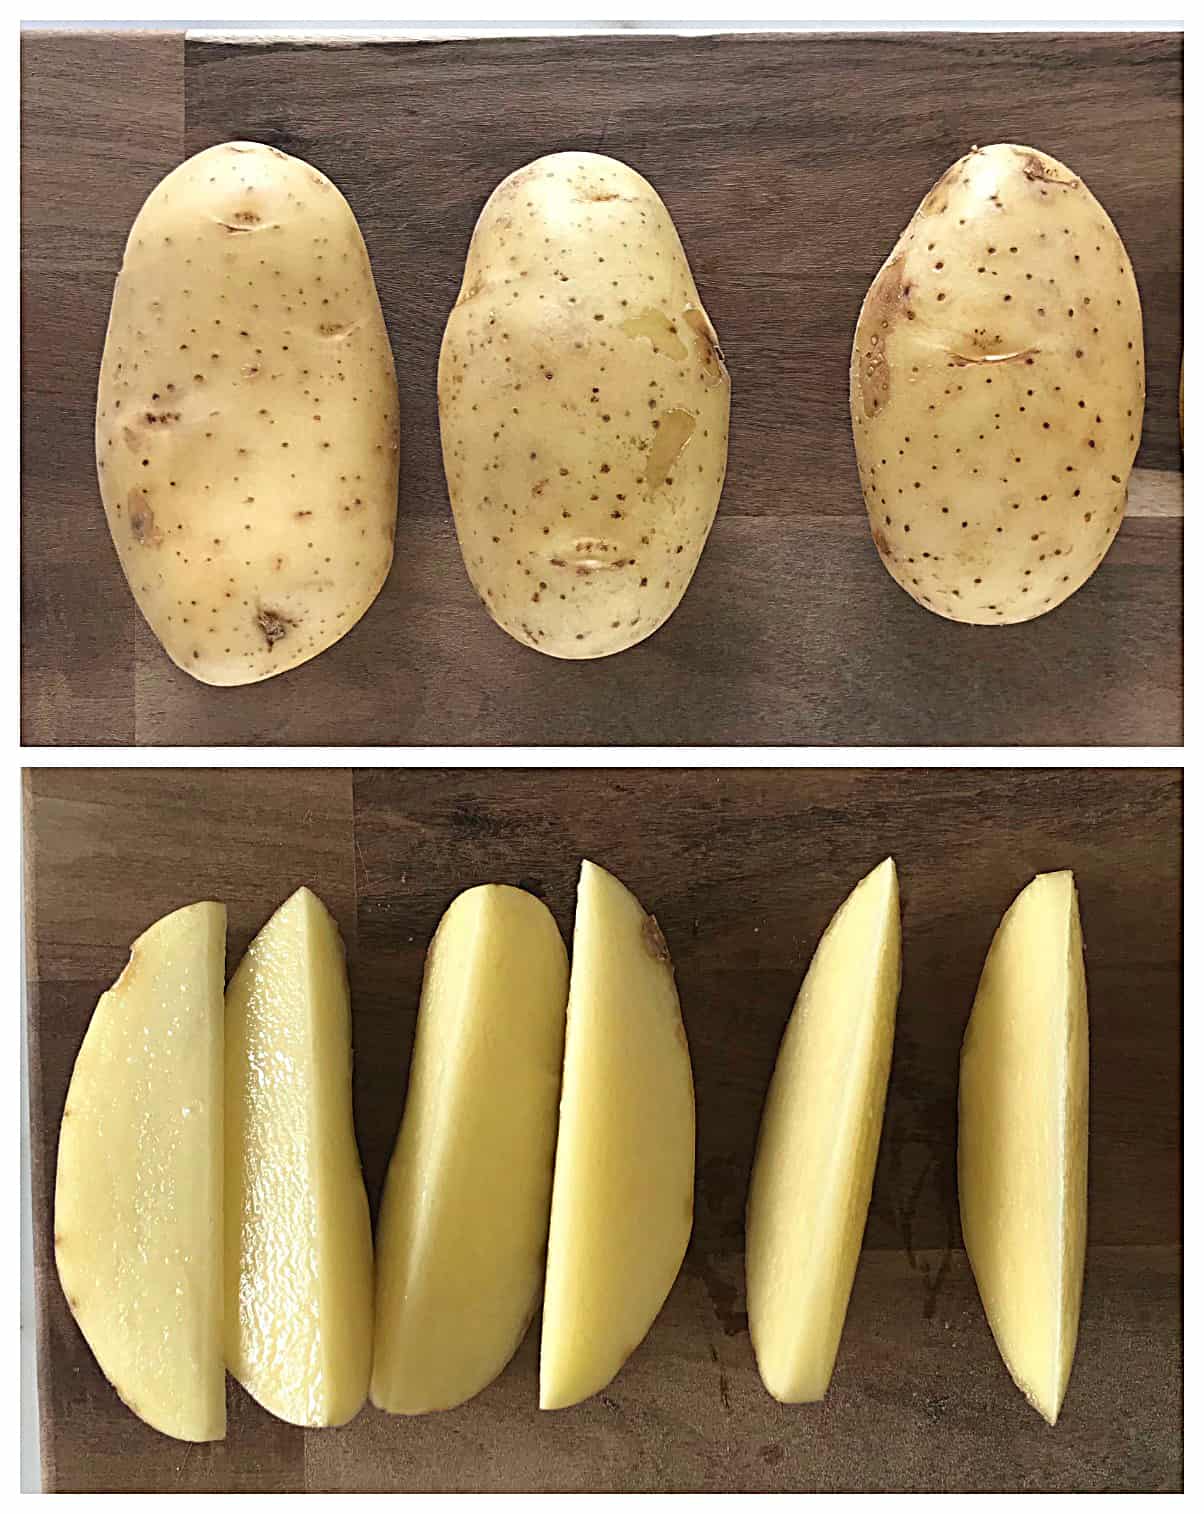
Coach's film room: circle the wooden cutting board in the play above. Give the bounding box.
[21,29,1182,747]
[24,767,1182,1491]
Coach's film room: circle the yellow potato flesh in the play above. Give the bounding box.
[745,859,901,1403]
[540,861,695,1408]
[439,151,730,659]
[54,902,227,1442]
[851,143,1144,623]
[371,885,568,1414]
[959,871,1088,1426]
[224,887,373,1427]
[96,140,399,685]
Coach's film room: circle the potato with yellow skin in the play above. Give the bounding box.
[439,151,730,659]
[851,143,1144,624]
[96,141,399,685]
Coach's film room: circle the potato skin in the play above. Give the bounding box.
[850,143,1144,625]
[96,141,399,685]
[439,151,730,659]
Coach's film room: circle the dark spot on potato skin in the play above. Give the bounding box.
[256,606,294,646]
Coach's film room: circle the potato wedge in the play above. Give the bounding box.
[371,885,568,1414]
[959,870,1089,1425]
[540,861,695,1409]
[224,887,373,1427]
[55,902,227,1442]
[745,859,901,1402]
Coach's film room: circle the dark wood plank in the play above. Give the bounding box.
[20,31,183,746]
[24,768,355,1494]
[22,31,1183,746]
[25,767,1181,1489]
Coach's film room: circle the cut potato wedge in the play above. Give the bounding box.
[959,870,1089,1426]
[54,901,227,1443]
[371,885,569,1414]
[540,860,695,1410]
[746,858,901,1403]
[224,887,373,1427]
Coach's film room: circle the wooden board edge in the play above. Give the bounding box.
[22,776,55,1491]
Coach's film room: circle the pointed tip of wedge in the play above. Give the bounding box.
[854,855,899,909]
[1025,1383,1061,1427]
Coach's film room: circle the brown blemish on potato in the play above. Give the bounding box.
[128,497,163,547]
[318,318,361,340]
[1019,152,1078,189]
[683,307,728,389]
[858,255,909,419]
[256,606,294,646]
[645,408,696,492]
[642,913,671,964]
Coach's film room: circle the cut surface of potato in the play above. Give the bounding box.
[371,885,569,1414]
[959,870,1088,1425]
[96,140,399,685]
[540,860,695,1409]
[745,858,901,1403]
[55,901,227,1442]
[225,886,373,1427]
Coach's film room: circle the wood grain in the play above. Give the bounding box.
[24,767,1182,1491]
[20,31,182,746]
[21,30,1183,746]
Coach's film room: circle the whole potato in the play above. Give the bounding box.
[96,141,399,685]
[850,143,1144,624]
[439,151,730,659]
